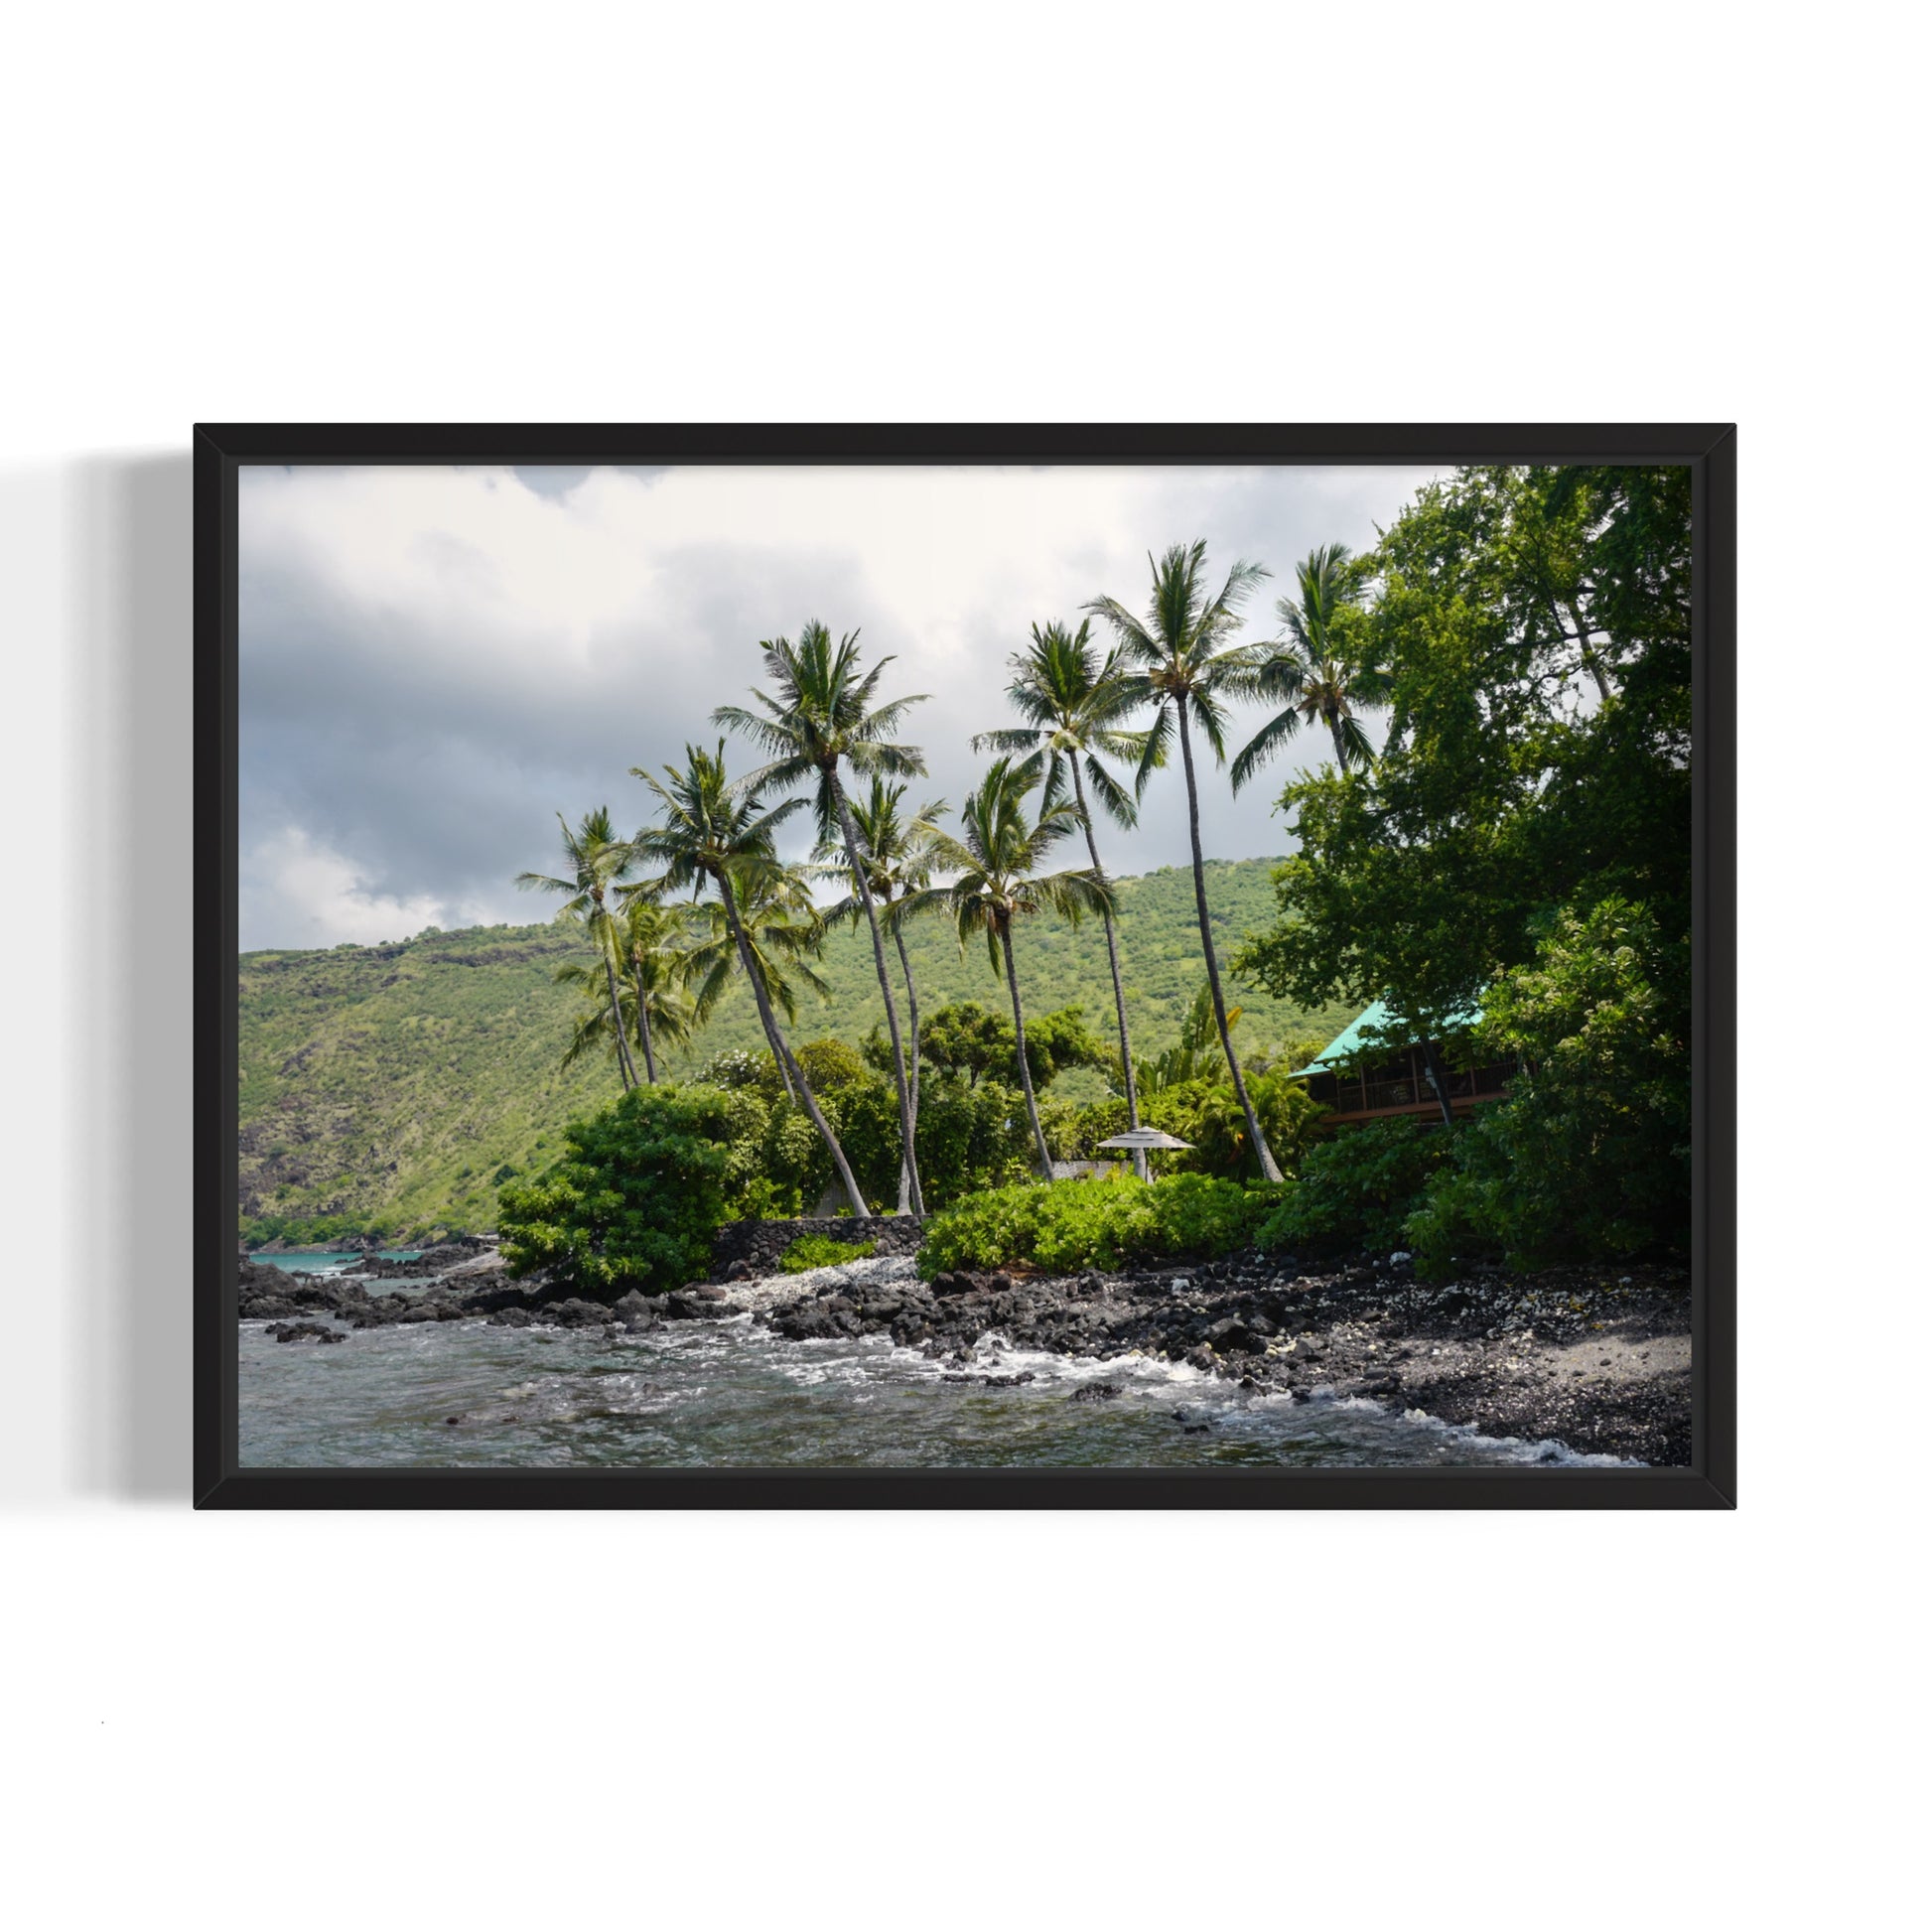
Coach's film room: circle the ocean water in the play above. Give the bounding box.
[238,1309,1627,1469]
[247,1251,424,1274]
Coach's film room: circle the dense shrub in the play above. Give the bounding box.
[1069,1070,1325,1180]
[689,1042,1073,1214]
[917,1172,1277,1277]
[890,1001,1107,1090]
[496,1084,735,1296]
[1254,1118,1449,1256]
[1407,897,1690,1272]
[779,1234,878,1273]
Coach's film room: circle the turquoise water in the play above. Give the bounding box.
[238,1308,1627,1470]
[248,1250,423,1274]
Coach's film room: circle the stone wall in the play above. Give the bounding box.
[710,1215,925,1279]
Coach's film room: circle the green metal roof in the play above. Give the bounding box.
[1291,998,1485,1077]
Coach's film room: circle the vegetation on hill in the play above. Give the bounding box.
[237,858,1358,1242]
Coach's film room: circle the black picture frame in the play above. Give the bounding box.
[194,423,1735,1510]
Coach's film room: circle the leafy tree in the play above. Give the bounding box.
[715,623,931,1215]
[1086,543,1285,1181]
[1407,896,1691,1270]
[514,806,639,1090]
[974,619,1162,1173]
[496,1084,737,1296]
[897,758,1112,1178]
[631,742,868,1217]
[901,998,1105,1092]
[1235,465,1693,1135]
[1230,541,1379,786]
[898,999,1005,1087]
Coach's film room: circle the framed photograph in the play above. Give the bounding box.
[195,424,1734,1508]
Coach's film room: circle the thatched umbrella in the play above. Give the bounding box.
[1095,1126,1193,1180]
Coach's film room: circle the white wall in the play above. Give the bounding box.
[2,4,1922,1924]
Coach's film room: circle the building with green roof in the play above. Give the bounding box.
[1291,999,1514,1126]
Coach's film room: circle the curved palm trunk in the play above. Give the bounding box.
[1175,704,1283,1183]
[599,942,637,1091]
[1069,759,1147,1181]
[717,868,867,1218]
[831,774,925,1217]
[999,922,1054,1180]
[632,968,658,1085]
[891,918,922,1216]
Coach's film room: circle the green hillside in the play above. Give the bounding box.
[238,857,1358,1238]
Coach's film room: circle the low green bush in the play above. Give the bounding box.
[917,1172,1277,1278]
[778,1234,878,1274]
[1254,1118,1448,1256]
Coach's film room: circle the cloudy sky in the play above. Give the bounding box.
[237,462,1442,952]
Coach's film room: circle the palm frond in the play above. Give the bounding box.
[1081,753,1139,830]
[1188,687,1231,762]
[1230,705,1308,792]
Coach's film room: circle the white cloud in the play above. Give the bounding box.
[240,826,490,950]
[238,461,1447,950]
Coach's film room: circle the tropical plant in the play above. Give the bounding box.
[1253,1118,1449,1257]
[1086,542,1284,1181]
[812,776,948,1213]
[916,1172,1274,1277]
[714,622,931,1215]
[900,998,1105,1091]
[1234,466,1694,1145]
[974,619,1162,1175]
[496,1083,738,1297]
[514,806,640,1090]
[897,758,1112,1179]
[553,893,708,1085]
[1230,541,1379,787]
[778,1233,878,1273]
[614,890,709,1083]
[630,741,868,1217]
[684,862,834,1106]
[1406,896,1691,1272]
[1137,978,1238,1093]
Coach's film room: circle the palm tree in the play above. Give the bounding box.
[630,742,868,1217]
[973,618,1161,1179]
[714,621,931,1216]
[899,758,1112,1179]
[551,953,697,1083]
[608,890,708,1084]
[813,778,949,1214]
[684,863,834,1109]
[1230,542,1377,787]
[1086,542,1284,1183]
[515,806,639,1091]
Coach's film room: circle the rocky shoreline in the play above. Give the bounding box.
[237,1243,1692,1465]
